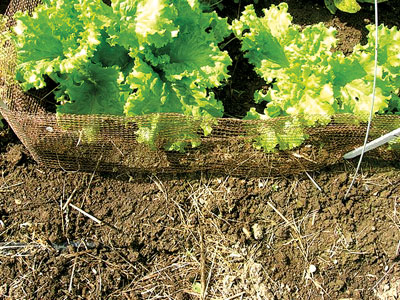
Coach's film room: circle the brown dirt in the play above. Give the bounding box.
[1,0,400,299]
[1,141,400,299]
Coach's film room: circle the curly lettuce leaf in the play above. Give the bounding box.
[244,108,307,152]
[135,113,202,152]
[111,0,230,150]
[109,0,178,49]
[56,64,124,115]
[119,0,231,150]
[233,3,337,125]
[14,0,113,90]
[92,30,133,73]
[339,79,387,118]
[354,25,400,78]
[231,4,289,69]
[350,24,400,115]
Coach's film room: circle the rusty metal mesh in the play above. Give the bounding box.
[0,0,399,177]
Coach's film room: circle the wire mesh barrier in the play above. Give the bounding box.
[1,0,399,177]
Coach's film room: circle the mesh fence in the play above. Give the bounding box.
[0,0,399,177]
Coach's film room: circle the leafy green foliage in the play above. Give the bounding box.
[13,0,232,151]
[232,3,399,152]
[324,0,389,14]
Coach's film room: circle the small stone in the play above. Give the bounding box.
[309,264,317,273]
[242,227,251,239]
[14,199,22,205]
[252,223,264,240]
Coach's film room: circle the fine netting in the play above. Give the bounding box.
[0,0,399,177]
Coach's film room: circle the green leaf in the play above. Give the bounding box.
[110,0,179,49]
[124,57,178,115]
[231,4,290,69]
[135,113,202,153]
[324,0,337,13]
[192,282,202,294]
[339,79,388,119]
[92,30,133,73]
[14,0,113,89]
[357,25,400,76]
[330,53,367,87]
[244,108,307,152]
[56,64,124,115]
[334,0,361,13]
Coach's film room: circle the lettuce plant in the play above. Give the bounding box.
[324,0,389,14]
[13,0,232,151]
[232,3,399,152]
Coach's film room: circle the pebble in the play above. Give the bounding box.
[242,227,251,239]
[309,264,317,273]
[252,223,264,240]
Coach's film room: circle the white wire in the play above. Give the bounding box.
[344,0,379,199]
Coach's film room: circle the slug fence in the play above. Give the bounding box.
[0,0,399,177]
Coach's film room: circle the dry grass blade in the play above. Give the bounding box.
[68,257,77,293]
[0,178,23,193]
[69,203,102,225]
[305,171,322,192]
[267,200,308,260]
[199,221,206,300]
[62,187,77,210]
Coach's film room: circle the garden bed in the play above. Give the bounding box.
[1,0,400,299]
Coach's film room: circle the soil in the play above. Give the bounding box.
[1,0,400,299]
